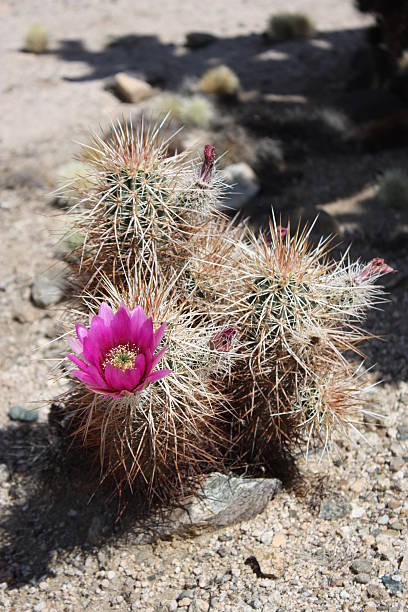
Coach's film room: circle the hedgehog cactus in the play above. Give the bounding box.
[52,116,395,508]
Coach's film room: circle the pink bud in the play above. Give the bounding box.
[210,327,236,352]
[357,258,396,282]
[277,225,287,239]
[200,144,215,183]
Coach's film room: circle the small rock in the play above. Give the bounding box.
[178,598,191,608]
[389,457,405,472]
[8,404,38,423]
[31,275,64,308]
[248,549,285,579]
[222,163,260,210]
[185,32,217,49]
[350,559,372,575]
[397,426,408,440]
[113,73,154,103]
[319,498,351,520]
[381,574,403,594]
[378,514,389,525]
[350,479,366,494]
[366,584,383,599]
[259,530,273,545]
[271,532,286,548]
[354,573,371,584]
[389,520,404,531]
[177,590,195,601]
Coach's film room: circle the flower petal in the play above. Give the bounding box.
[98,302,114,325]
[151,345,167,369]
[67,335,83,354]
[153,323,167,349]
[111,304,132,346]
[143,368,172,386]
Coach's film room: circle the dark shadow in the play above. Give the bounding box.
[0,421,122,587]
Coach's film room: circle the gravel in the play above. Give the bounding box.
[1,0,408,610]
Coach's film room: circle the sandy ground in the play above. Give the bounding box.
[0,1,408,610]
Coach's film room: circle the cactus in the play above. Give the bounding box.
[377,168,408,209]
[266,13,316,42]
[50,116,394,508]
[24,23,48,54]
[198,65,240,96]
[59,118,226,293]
[152,93,215,128]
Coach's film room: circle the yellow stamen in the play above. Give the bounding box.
[103,344,139,372]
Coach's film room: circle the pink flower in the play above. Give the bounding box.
[199,144,215,183]
[210,327,236,352]
[357,258,396,282]
[67,303,171,398]
[277,225,287,239]
[265,225,288,244]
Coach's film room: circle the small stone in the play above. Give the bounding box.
[271,532,286,548]
[389,457,405,472]
[222,163,260,210]
[350,559,372,575]
[185,32,217,49]
[364,604,377,612]
[319,498,351,520]
[381,574,403,594]
[178,598,191,608]
[389,520,404,530]
[31,275,64,308]
[177,590,195,601]
[354,573,371,584]
[249,599,262,609]
[366,584,383,599]
[377,514,389,525]
[249,549,285,578]
[259,530,273,545]
[113,73,154,103]
[8,404,38,423]
[350,479,366,494]
[106,570,115,580]
[168,602,178,612]
[397,426,408,441]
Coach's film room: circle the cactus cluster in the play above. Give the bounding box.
[53,116,394,508]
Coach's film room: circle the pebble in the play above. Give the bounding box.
[381,574,403,594]
[377,515,389,525]
[8,404,38,422]
[319,498,351,520]
[113,73,154,103]
[185,32,217,49]
[354,573,370,584]
[350,559,372,575]
[366,584,383,599]
[31,275,64,308]
[389,520,404,530]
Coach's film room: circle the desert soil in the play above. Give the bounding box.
[0,1,408,610]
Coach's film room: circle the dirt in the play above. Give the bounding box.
[0,1,407,610]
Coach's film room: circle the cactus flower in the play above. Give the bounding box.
[357,258,396,282]
[67,303,171,398]
[210,327,236,351]
[199,144,215,183]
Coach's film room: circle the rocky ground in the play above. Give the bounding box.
[1,0,408,610]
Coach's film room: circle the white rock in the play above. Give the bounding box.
[114,73,154,103]
[222,162,260,210]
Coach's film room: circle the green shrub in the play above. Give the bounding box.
[24,23,48,54]
[266,13,316,42]
[377,169,408,209]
